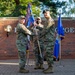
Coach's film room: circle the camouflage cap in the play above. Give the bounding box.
[19,15,25,19]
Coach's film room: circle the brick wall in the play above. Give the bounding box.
[0,17,75,59]
[59,19,75,59]
[0,18,18,59]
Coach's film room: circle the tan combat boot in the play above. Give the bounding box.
[34,64,40,69]
[39,64,44,69]
[43,65,54,74]
[19,68,29,73]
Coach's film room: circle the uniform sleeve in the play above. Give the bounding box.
[36,26,43,30]
[39,28,47,38]
[46,19,55,29]
[20,24,32,35]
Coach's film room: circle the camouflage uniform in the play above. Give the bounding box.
[40,18,55,66]
[33,24,44,66]
[16,23,32,69]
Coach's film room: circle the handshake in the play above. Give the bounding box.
[31,32,38,36]
[32,29,39,36]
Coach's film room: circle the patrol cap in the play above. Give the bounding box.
[19,15,25,19]
[43,9,50,14]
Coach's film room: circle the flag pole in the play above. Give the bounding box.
[54,9,65,67]
[58,11,64,67]
[26,3,35,66]
[26,3,31,67]
[58,35,64,67]
[59,35,62,63]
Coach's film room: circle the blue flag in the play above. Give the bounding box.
[26,3,35,27]
[57,14,65,40]
[26,3,35,50]
[54,14,65,60]
[54,35,60,59]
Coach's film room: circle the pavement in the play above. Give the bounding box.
[0,59,75,75]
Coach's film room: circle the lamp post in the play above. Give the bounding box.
[4,25,12,37]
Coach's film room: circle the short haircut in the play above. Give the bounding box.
[43,9,50,14]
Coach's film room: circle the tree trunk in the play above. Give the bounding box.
[14,0,20,5]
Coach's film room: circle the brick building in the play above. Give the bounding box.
[0,17,75,59]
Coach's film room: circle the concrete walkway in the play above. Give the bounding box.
[0,59,75,75]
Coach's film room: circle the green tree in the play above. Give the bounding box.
[12,0,41,17]
[0,0,40,17]
[38,0,75,17]
[0,0,15,16]
[0,0,66,17]
[62,0,75,17]
[38,0,66,17]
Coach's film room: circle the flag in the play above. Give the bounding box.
[57,14,65,40]
[54,35,60,60]
[54,14,65,60]
[26,3,35,51]
[26,3,35,27]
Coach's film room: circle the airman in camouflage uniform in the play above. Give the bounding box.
[40,10,55,73]
[16,16,33,73]
[33,17,44,69]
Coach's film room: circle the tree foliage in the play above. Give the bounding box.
[0,0,41,17]
[0,0,67,17]
[38,0,66,17]
[62,0,75,17]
